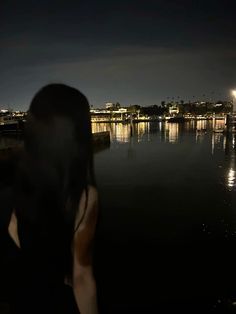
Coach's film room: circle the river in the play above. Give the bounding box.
[1,120,235,313]
[93,120,236,313]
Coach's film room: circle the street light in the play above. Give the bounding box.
[232,90,236,113]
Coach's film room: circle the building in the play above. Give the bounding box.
[169,104,179,116]
[105,102,115,109]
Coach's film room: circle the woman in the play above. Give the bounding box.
[0,84,99,314]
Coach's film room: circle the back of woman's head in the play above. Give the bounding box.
[26,83,91,162]
[14,84,95,277]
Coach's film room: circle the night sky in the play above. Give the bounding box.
[1,0,236,110]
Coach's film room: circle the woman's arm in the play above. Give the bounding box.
[72,186,99,314]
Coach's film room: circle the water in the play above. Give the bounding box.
[93,120,236,313]
[1,121,236,312]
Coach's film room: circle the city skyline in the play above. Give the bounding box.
[1,0,236,110]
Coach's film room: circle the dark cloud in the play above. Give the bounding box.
[0,0,236,109]
[1,0,236,48]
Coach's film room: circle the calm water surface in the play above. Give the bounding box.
[1,121,235,312]
[93,120,236,313]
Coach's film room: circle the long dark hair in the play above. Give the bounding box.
[13,84,95,279]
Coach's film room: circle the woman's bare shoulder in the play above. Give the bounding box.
[8,211,21,249]
[86,185,98,208]
[75,185,98,231]
[73,186,98,267]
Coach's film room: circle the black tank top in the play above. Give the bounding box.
[0,186,79,314]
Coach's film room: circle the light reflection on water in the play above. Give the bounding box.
[92,122,131,143]
[93,119,236,307]
[196,119,207,130]
[136,122,150,142]
[92,119,227,145]
[93,119,236,193]
[1,120,235,193]
[228,168,236,189]
[225,133,236,192]
[92,120,226,145]
[164,122,179,143]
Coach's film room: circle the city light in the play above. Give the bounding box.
[231,90,236,112]
[232,90,236,98]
